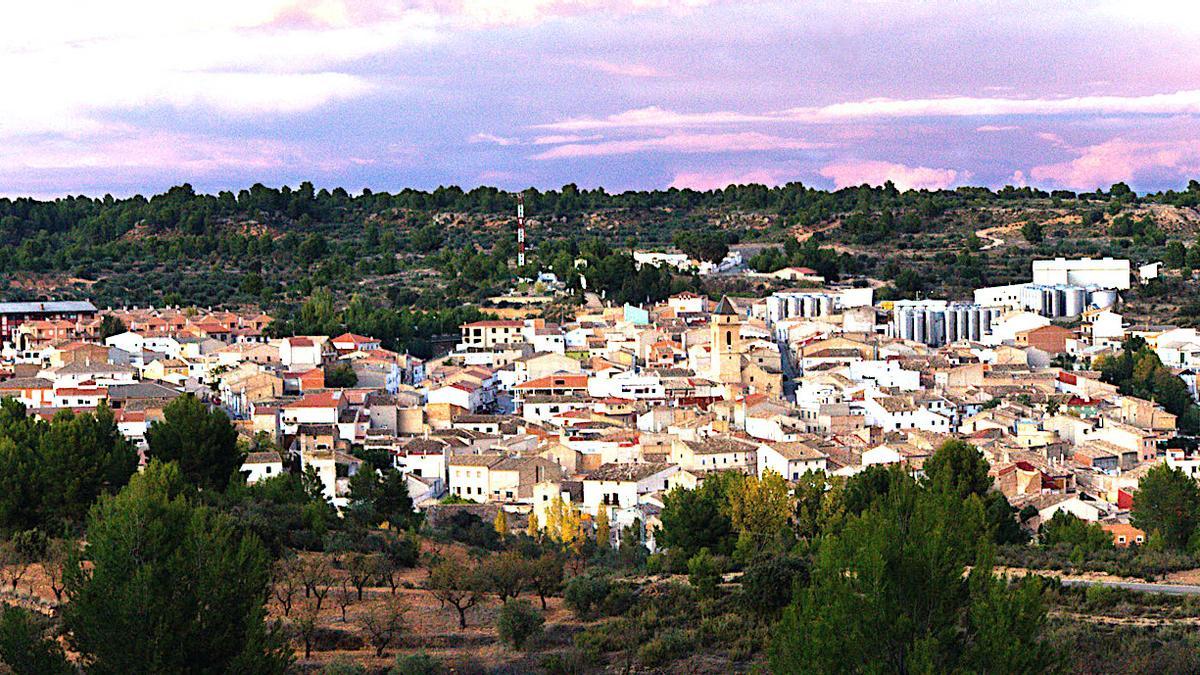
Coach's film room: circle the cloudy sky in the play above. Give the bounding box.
[4,0,1200,197]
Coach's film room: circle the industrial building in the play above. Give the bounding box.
[1017,285,1119,319]
[1032,257,1130,290]
[764,288,874,327]
[890,301,1000,347]
[765,292,836,324]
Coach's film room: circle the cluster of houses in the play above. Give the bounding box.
[0,256,1192,549]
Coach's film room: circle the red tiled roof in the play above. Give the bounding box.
[284,391,340,408]
[516,374,589,390]
[332,332,379,345]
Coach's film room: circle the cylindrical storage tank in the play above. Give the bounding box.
[787,294,801,318]
[767,296,783,324]
[958,307,970,340]
[1050,288,1062,317]
[969,308,981,341]
[944,309,957,342]
[819,295,833,317]
[1064,287,1084,317]
[901,309,915,341]
[803,296,818,318]
[1091,289,1118,310]
[914,310,926,343]
[1020,287,1036,313]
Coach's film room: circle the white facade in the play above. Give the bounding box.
[756,444,827,480]
[1032,258,1130,290]
[846,360,921,391]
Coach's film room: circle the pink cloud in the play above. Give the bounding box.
[1036,131,1069,148]
[534,105,771,131]
[532,132,820,159]
[0,130,350,173]
[669,169,784,190]
[575,59,667,78]
[532,133,602,145]
[540,90,1200,132]
[469,132,519,146]
[1029,137,1200,190]
[819,159,964,190]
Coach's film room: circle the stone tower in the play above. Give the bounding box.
[710,296,743,385]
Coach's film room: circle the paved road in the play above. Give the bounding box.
[1060,578,1200,596]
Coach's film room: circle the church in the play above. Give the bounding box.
[708,296,784,399]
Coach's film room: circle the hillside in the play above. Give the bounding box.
[3,182,1200,327]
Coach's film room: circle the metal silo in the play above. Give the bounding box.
[1064,287,1085,317]
[786,294,802,318]
[1091,288,1118,310]
[803,295,818,318]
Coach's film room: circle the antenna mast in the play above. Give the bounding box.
[517,194,526,268]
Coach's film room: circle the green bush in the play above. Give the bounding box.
[687,548,720,598]
[600,583,637,617]
[636,628,696,668]
[540,648,597,674]
[563,575,611,619]
[1084,583,1116,609]
[739,555,809,618]
[320,657,366,674]
[390,651,444,675]
[496,599,544,650]
[573,617,637,657]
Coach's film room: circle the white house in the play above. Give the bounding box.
[581,462,679,517]
[757,440,828,480]
[280,336,324,369]
[242,451,284,484]
[428,382,485,412]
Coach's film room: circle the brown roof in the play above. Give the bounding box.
[585,462,674,482]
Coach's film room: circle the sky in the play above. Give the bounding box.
[4,0,1200,198]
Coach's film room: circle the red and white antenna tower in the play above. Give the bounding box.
[516,194,526,268]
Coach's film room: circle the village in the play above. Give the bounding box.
[0,254,1191,554]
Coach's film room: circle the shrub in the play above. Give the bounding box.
[699,612,752,647]
[573,617,636,657]
[540,648,597,674]
[637,628,696,668]
[320,657,366,674]
[687,549,720,598]
[390,651,445,675]
[563,575,611,619]
[496,599,544,650]
[600,583,637,617]
[740,555,809,618]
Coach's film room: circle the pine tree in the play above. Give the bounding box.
[62,461,290,672]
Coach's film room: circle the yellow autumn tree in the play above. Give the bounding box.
[493,509,508,538]
[728,469,791,554]
[526,511,540,539]
[544,497,583,551]
[595,507,611,547]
